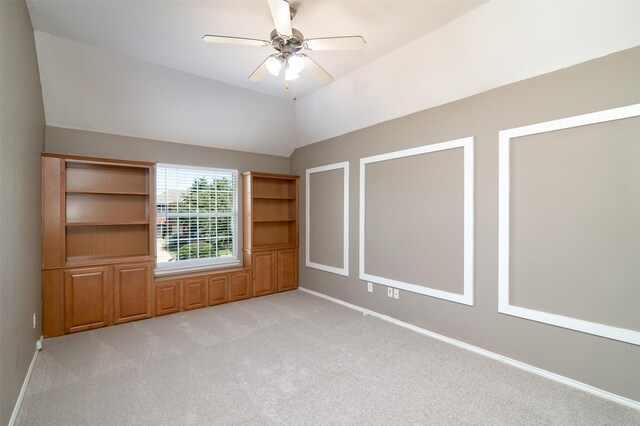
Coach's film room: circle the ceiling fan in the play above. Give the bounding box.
[203,0,366,86]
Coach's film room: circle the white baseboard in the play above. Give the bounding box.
[8,337,42,426]
[298,287,640,411]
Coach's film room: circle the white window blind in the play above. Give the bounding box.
[156,164,239,272]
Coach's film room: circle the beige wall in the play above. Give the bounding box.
[45,126,290,173]
[290,46,640,401]
[0,0,46,423]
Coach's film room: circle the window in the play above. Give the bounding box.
[156,164,239,273]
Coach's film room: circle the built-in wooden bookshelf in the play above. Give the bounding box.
[41,153,156,337]
[63,161,152,264]
[42,154,268,338]
[243,172,299,297]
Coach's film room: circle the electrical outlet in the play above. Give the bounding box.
[387,287,393,297]
[393,288,399,299]
[33,313,36,329]
[367,282,373,293]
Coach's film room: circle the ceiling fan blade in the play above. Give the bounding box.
[301,55,333,85]
[267,0,292,37]
[203,35,270,47]
[248,57,271,82]
[304,36,366,51]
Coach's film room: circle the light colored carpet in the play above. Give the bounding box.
[16,290,640,425]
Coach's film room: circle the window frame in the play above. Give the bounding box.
[154,163,241,275]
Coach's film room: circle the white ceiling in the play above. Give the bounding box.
[26,1,640,156]
[26,0,485,100]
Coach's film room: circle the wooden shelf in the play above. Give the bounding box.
[253,219,295,223]
[66,221,149,227]
[252,196,295,200]
[64,255,154,267]
[65,161,149,194]
[249,175,297,200]
[66,193,149,224]
[66,190,149,196]
[251,197,296,223]
[66,224,150,260]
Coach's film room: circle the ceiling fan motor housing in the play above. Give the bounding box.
[270,28,304,55]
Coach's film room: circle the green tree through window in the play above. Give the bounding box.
[156,166,238,269]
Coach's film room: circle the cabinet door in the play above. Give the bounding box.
[183,277,207,310]
[231,271,252,301]
[64,267,110,333]
[113,262,153,324]
[253,251,276,297]
[208,275,229,306]
[277,249,298,292]
[156,280,181,316]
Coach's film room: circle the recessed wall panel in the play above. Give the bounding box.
[364,149,464,294]
[309,169,344,268]
[360,138,474,305]
[306,162,349,276]
[510,116,640,331]
[499,103,640,345]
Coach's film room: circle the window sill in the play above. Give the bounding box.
[154,260,242,277]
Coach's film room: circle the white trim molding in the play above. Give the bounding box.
[298,287,640,412]
[9,337,42,426]
[359,137,474,305]
[305,161,350,276]
[498,103,640,346]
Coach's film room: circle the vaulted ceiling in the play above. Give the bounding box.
[27,0,484,99]
[26,1,640,156]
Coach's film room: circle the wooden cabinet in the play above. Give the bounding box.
[154,269,251,312]
[243,172,299,296]
[252,251,277,296]
[64,267,110,334]
[231,270,252,301]
[250,249,297,296]
[277,249,298,292]
[113,262,153,324]
[42,155,287,337]
[64,263,154,333]
[155,280,181,316]
[42,153,155,337]
[208,275,229,306]
[183,277,207,310]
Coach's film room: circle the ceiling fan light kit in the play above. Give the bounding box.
[287,54,304,74]
[202,0,366,91]
[284,66,299,81]
[266,55,283,76]
[265,51,304,79]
